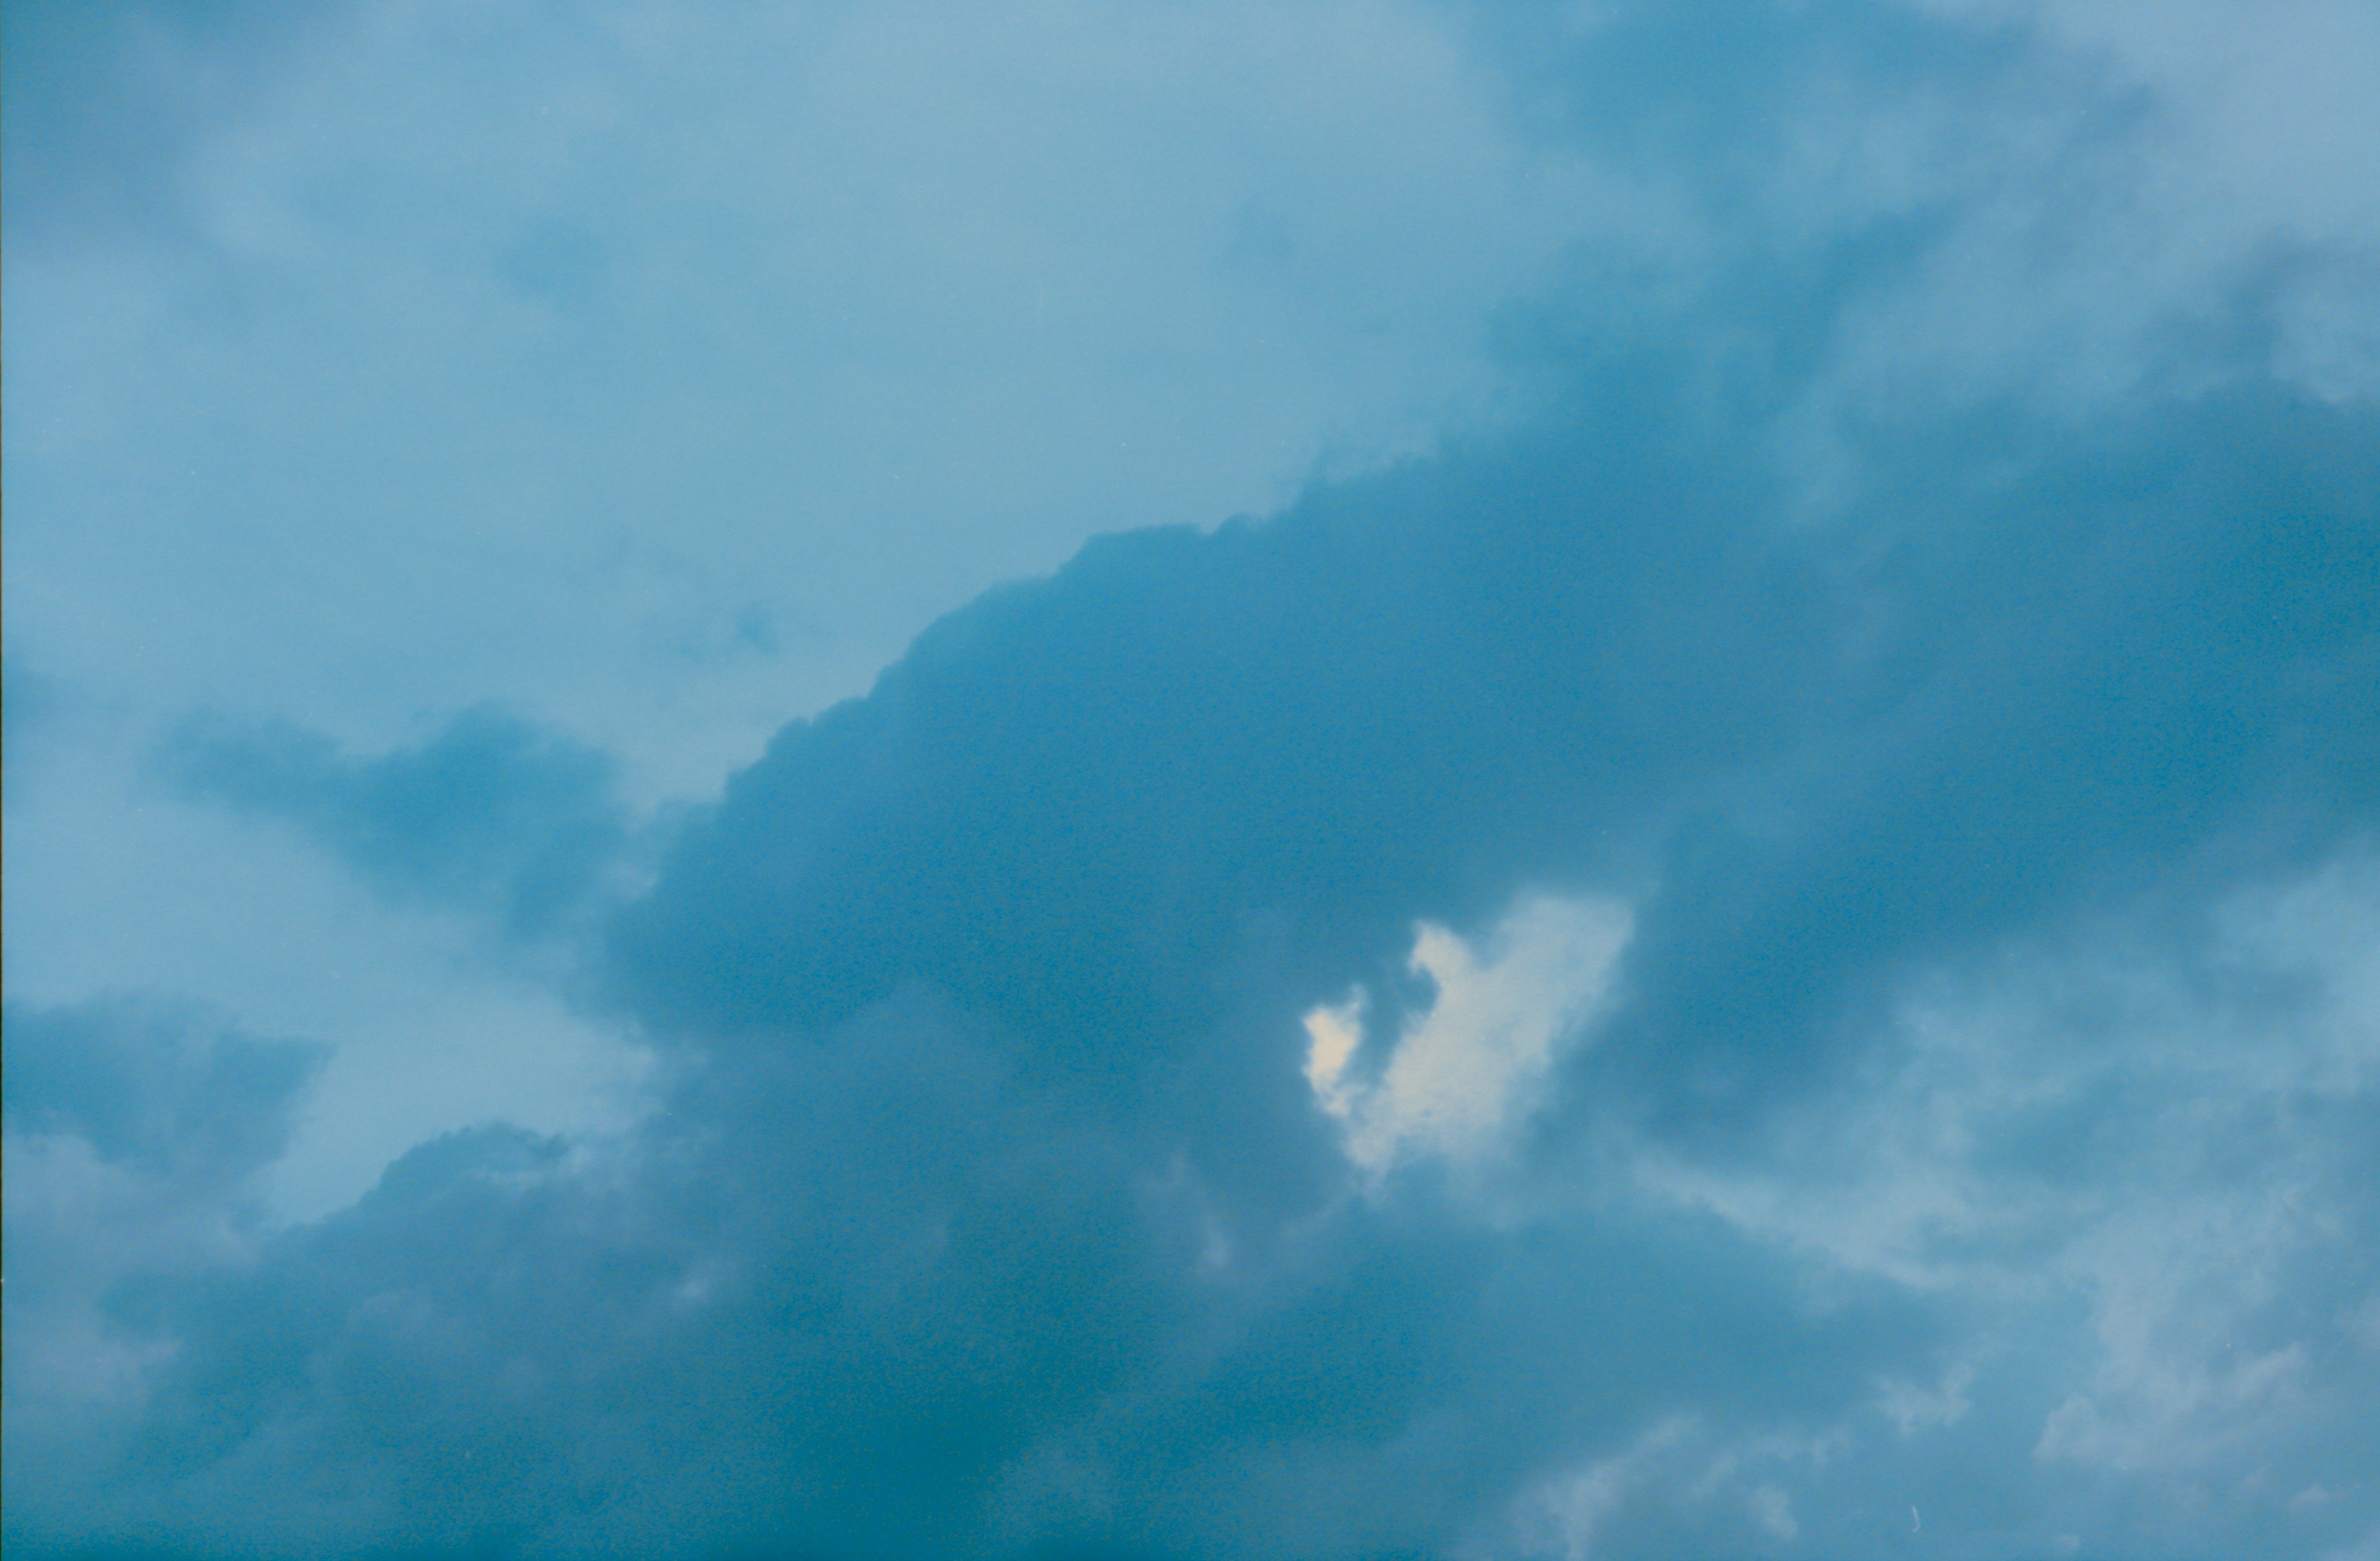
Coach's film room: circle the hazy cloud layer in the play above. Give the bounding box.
[6,1,2378,1558]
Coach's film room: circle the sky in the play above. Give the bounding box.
[2,2,2376,1557]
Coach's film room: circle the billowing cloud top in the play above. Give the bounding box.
[6,1,2378,1559]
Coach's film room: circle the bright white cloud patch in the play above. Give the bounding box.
[1305,894,1633,1174]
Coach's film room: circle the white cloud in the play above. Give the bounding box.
[1479,1414,1698,1561]
[1874,1361,1974,1436]
[1745,1482,1797,1541]
[1471,1414,1848,1560]
[1304,892,1633,1176]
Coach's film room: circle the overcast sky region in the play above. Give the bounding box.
[4,1,2378,1557]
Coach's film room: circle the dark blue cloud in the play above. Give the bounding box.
[155,706,632,939]
[617,377,2378,1133]
[3,995,325,1185]
[616,365,1832,1057]
[42,987,1932,1561]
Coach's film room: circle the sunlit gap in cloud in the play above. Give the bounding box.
[1305,894,1633,1177]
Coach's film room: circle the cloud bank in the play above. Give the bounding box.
[6,2,2378,1559]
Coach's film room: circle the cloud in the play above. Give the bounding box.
[3,0,1615,804]
[29,353,2376,1556]
[1618,844,2380,1549]
[615,372,2378,1148]
[4,994,326,1185]
[154,705,635,939]
[9,1,2380,1557]
[1458,0,2380,486]
[1,659,69,786]
[2,997,328,1551]
[0,0,369,247]
[1470,1413,1850,1559]
[1306,894,1633,1177]
[26,987,1923,1560]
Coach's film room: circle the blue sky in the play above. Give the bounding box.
[4,2,2378,1557]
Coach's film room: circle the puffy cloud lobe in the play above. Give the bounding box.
[619,379,2379,1129]
[613,374,1838,1081]
[154,705,633,938]
[3,995,325,1185]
